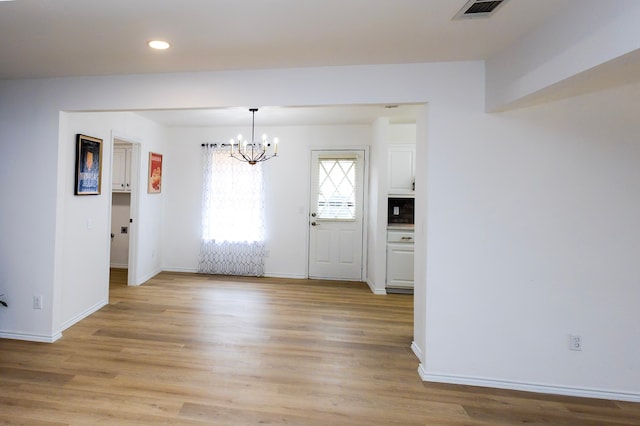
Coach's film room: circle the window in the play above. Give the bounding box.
[201,148,265,243]
[316,158,357,220]
[199,146,266,276]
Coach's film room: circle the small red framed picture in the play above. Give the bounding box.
[148,152,163,193]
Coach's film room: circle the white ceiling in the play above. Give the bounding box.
[0,0,576,126]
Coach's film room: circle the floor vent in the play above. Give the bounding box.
[453,0,509,20]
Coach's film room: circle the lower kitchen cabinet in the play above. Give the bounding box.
[386,230,414,291]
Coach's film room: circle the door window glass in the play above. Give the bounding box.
[316,158,356,220]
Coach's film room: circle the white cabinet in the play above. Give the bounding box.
[388,144,415,195]
[112,146,132,192]
[386,229,414,290]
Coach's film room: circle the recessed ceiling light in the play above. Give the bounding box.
[148,40,170,50]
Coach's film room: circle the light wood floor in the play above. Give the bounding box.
[1,270,638,425]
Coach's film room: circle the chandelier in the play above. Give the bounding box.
[230,108,278,165]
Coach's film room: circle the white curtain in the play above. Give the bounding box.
[198,145,266,276]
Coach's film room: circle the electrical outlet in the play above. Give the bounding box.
[33,295,43,310]
[569,334,582,351]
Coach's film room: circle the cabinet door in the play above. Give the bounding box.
[388,144,415,195]
[386,243,414,288]
[112,147,127,191]
[123,148,131,191]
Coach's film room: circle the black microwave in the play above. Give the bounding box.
[387,197,414,224]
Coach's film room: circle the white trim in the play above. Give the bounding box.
[0,331,63,343]
[134,269,162,286]
[411,341,423,361]
[264,272,307,279]
[110,262,128,269]
[419,368,640,403]
[58,300,108,332]
[366,279,387,295]
[147,268,310,280]
[162,266,199,274]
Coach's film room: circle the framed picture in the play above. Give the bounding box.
[75,134,103,195]
[148,152,163,193]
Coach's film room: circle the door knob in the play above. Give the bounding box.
[311,212,317,217]
[311,221,318,226]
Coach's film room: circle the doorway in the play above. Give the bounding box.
[109,137,141,286]
[308,149,366,281]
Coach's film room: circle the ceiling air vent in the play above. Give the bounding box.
[453,0,509,20]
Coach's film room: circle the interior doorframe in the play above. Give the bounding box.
[110,132,142,286]
[306,146,369,281]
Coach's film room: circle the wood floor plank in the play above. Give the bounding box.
[0,270,638,425]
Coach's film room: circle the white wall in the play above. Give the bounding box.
[412,105,429,361]
[486,0,640,111]
[162,124,371,277]
[55,111,167,334]
[0,60,638,401]
[366,118,389,294]
[0,61,475,342]
[422,81,640,401]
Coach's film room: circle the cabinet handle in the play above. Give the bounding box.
[401,236,413,240]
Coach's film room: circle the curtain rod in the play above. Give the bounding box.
[201,142,271,147]
[201,143,231,147]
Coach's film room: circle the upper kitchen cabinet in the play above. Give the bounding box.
[387,123,416,195]
[388,143,416,195]
[112,144,132,192]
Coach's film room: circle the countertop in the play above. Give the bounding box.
[387,224,415,231]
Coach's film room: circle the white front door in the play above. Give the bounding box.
[308,150,365,281]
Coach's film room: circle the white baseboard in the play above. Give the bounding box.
[419,367,640,403]
[134,268,163,285]
[366,279,387,295]
[264,272,307,279]
[58,299,108,332]
[109,262,128,269]
[411,341,423,361]
[0,331,62,343]
[162,266,198,273]
[161,268,308,280]
[0,299,107,343]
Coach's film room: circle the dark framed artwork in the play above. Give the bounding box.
[75,134,103,195]
[148,152,163,193]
